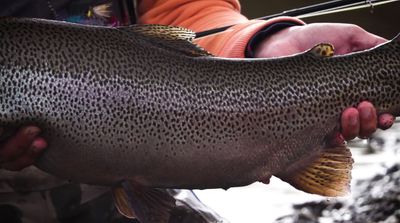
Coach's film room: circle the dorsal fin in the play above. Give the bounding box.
[120,24,195,41]
[118,24,212,57]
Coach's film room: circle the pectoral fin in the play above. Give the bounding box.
[112,181,176,223]
[276,145,353,197]
[112,186,136,219]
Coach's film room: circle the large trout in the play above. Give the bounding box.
[0,18,399,221]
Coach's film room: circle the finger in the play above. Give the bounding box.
[341,107,360,140]
[327,132,345,147]
[331,25,387,55]
[349,28,387,53]
[378,113,395,130]
[358,101,377,138]
[0,126,41,162]
[1,137,47,171]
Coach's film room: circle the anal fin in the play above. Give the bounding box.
[276,144,353,197]
[112,181,176,223]
[112,186,136,219]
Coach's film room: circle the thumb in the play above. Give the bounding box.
[337,30,387,55]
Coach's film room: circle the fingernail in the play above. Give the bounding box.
[365,108,372,118]
[379,114,394,130]
[350,115,358,126]
[31,139,47,153]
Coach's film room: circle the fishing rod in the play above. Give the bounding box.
[195,0,399,38]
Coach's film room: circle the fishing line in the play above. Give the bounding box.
[195,0,399,38]
[297,0,399,18]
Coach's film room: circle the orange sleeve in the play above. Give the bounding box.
[137,0,305,58]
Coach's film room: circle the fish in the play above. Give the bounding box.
[0,17,399,222]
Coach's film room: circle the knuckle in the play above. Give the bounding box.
[348,24,365,34]
[358,100,373,108]
[22,126,41,138]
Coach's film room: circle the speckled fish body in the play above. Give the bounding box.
[0,18,399,195]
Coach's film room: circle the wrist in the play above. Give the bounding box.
[246,22,301,58]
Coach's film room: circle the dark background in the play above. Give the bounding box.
[240,0,399,39]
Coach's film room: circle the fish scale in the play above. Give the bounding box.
[0,18,399,200]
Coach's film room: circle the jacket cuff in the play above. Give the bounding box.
[194,16,305,58]
[245,21,302,58]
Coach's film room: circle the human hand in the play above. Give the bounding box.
[0,126,47,171]
[254,23,387,57]
[254,23,394,140]
[340,101,394,140]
